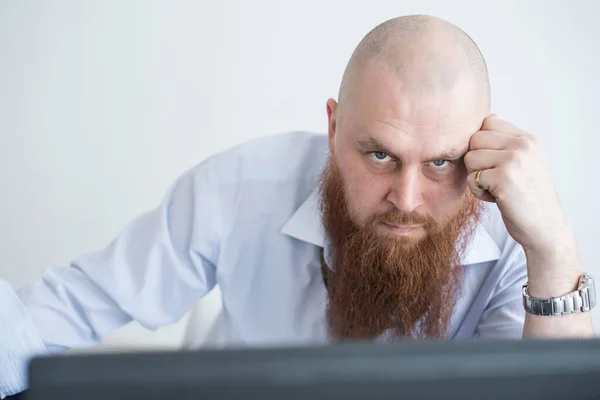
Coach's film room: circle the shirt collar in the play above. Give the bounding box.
[280,188,501,266]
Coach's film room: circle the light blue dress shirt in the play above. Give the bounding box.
[0,131,528,397]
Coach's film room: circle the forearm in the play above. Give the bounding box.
[522,234,594,338]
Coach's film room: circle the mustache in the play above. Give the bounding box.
[366,210,438,230]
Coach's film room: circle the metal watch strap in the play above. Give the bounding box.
[522,273,596,316]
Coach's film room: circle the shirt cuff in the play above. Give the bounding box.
[0,280,48,398]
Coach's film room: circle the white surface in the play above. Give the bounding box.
[1,0,599,349]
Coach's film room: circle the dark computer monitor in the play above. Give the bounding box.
[26,338,600,399]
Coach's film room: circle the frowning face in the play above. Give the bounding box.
[327,61,487,243]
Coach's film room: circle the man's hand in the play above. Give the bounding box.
[464,115,593,338]
[464,115,570,256]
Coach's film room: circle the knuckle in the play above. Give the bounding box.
[482,117,495,131]
[506,150,521,164]
[463,151,474,166]
[497,166,512,183]
[526,133,538,144]
[517,134,538,151]
[469,132,482,149]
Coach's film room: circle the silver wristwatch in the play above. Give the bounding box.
[522,273,596,316]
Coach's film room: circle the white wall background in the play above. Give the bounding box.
[1,0,599,349]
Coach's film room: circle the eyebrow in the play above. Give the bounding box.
[435,147,469,160]
[356,137,468,161]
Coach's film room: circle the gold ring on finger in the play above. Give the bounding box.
[475,170,485,190]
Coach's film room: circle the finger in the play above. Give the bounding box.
[469,129,515,151]
[481,115,526,137]
[466,170,496,203]
[463,149,510,174]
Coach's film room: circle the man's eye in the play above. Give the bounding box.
[431,159,448,167]
[370,151,391,161]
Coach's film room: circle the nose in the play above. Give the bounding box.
[385,166,423,213]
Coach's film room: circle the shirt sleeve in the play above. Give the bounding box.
[475,244,528,339]
[0,163,221,398]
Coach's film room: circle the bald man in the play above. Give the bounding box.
[0,15,594,397]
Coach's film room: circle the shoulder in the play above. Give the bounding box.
[181,132,328,239]
[196,131,329,187]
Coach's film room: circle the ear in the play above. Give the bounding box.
[326,98,338,154]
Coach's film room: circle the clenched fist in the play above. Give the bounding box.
[464,115,571,254]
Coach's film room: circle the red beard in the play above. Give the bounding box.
[318,157,482,340]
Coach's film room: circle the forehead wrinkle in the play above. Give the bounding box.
[370,118,469,141]
[359,88,480,136]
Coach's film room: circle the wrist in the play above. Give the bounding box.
[522,219,576,256]
[524,233,581,298]
[525,267,582,298]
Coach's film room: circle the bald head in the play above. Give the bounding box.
[325,15,492,242]
[337,15,490,121]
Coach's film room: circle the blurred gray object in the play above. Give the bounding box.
[27,338,600,399]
